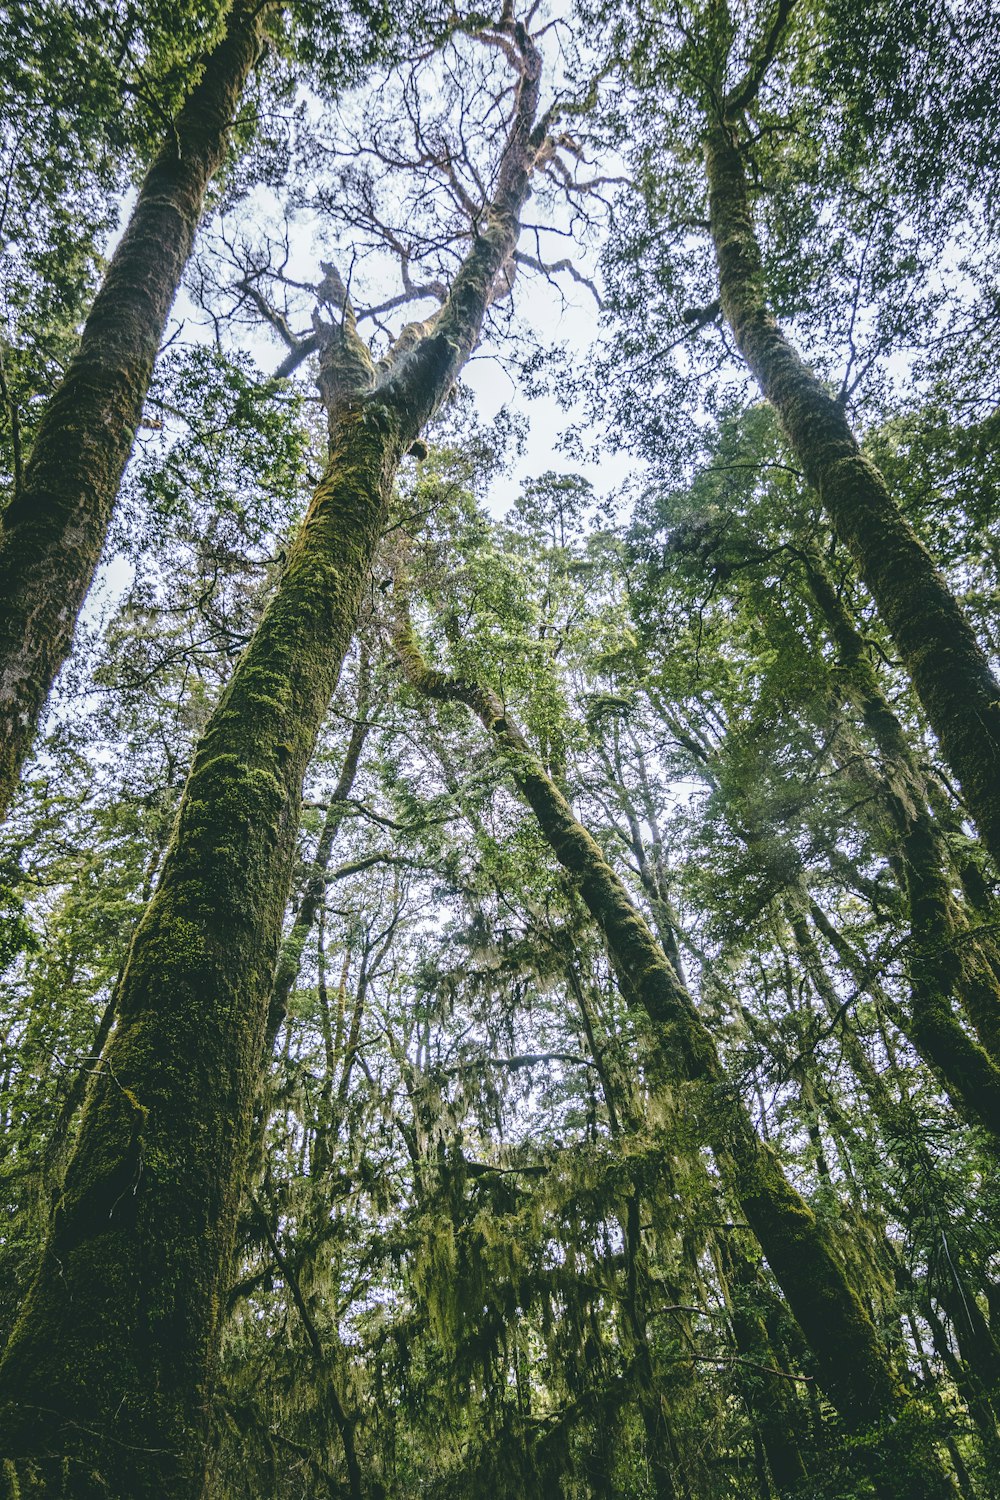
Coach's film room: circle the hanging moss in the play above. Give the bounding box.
[0,397,404,1494]
[0,19,549,1489]
[393,603,958,1500]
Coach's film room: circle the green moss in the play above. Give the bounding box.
[705,118,1000,872]
[0,402,404,1492]
[395,609,935,1476]
[0,33,555,1486]
[0,0,276,824]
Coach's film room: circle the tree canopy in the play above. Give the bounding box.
[1,1,999,1496]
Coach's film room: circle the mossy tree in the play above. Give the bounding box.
[4,2,1000,1496]
[389,559,957,1496]
[0,10,589,1491]
[0,0,284,820]
[586,0,1000,870]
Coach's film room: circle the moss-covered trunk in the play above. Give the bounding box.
[393,622,956,1499]
[704,122,1000,872]
[802,554,1000,1139]
[0,402,404,1496]
[0,22,545,1490]
[519,768,954,1494]
[0,0,274,822]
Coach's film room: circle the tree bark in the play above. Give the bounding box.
[0,0,275,822]
[801,553,1000,1084]
[393,612,957,1500]
[0,390,401,1500]
[704,120,1000,873]
[0,19,545,1492]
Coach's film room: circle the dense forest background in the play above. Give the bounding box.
[1,0,999,1495]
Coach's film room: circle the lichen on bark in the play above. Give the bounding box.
[0,17,548,1492]
[0,394,404,1496]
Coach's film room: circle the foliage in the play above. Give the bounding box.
[2,2,1000,1496]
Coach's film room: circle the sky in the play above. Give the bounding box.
[81,5,644,657]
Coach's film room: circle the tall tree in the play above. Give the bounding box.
[5,1,1000,1494]
[594,0,1000,869]
[703,99,1000,871]
[391,585,957,1499]
[0,0,276,821]
[0,14,561,1493]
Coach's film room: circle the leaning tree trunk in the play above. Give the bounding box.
[0,359,401,1500]
[392,609,957,1500]
[703,120,1000,873]
[801,551,1000,1076]
[0,19,545,1494]
[0,0,275,823]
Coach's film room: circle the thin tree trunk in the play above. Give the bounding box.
[0,22,544,1491]
[703,120,1000,871]
[252,1197,364,1500]
[622,1194,682,1500]
[0,0,275,822]
[265,669,373,1048]
[392,609,957,1500]
[650,615,1000,1150]
[713,1234,812,1496]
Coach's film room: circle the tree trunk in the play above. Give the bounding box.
[704,120,1000,872]
[0,19,544,1487]
[0,0,274,822]
[0,398,402,1497]
[803,551,1000,1071]
[393,614,957,1500]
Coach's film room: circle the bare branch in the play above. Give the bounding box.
[236,275,300,349]
[513,249,603,308]
[274,331,319,379]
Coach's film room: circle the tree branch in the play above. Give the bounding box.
[724,0,798,118]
